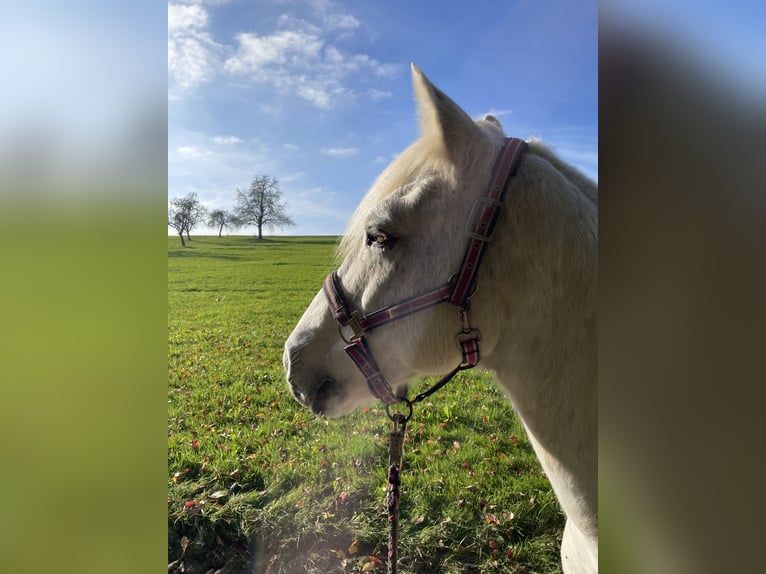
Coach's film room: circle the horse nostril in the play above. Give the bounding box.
[308,377,337,415]
[315,378,333,400]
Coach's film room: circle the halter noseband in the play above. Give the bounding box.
[323,137,528,406]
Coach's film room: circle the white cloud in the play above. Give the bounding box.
[168,0,401,106]
[304,0,360,31]
[323,13,361,32]
[282,143,299,151]
[168,3,207,32]
[277,14,322,35]
[168,2,223,97]
[259,104,283,116]
[224,30,324,74]
[368,89,392,100]
[177,145,209,158]
[280,171,304,182]
[223,27,402,109]
[211,135,244,145]
[320,147,358,157]
[484,108,513,117]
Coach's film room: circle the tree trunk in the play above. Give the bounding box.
[258,224,263,240]
[218,223,223,238]
[179,231,186,247]
[186,230,191,241]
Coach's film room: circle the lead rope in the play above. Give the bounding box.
[383,308,479,572]
[386,412,407,574]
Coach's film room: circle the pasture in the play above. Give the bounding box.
[168,236,563,573]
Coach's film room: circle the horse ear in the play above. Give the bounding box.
[483,114,503,129]
[411,63,481,161]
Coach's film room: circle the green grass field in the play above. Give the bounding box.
[168,236,564,573]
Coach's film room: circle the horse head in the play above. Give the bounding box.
[284,65,527,416]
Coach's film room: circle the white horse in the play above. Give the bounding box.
[283,65,597,574]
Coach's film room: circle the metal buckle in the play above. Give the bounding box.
[339,310,365,343]
[466,197,504,241]
[456,328,481,346]
[456,308,480,361]
[347,311,364,337]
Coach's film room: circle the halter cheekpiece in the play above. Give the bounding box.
[323,137,528,410]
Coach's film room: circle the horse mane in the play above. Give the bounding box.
[526,138,598,204]
[336,132,596,263]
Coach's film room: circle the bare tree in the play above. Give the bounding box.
[184,194,206,241]
[206,209,240,238]
[234,175,295,240]
[168,193,206,246]
[168,208,187,247]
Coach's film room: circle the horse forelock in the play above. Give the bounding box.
[337,136,451,262]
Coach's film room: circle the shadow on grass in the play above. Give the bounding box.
[167,248,243,261]
[236,237,339,247]
[168,237,339,260]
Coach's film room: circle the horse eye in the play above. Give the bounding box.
[366,231,396,249]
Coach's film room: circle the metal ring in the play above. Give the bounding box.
[386,400,413,423]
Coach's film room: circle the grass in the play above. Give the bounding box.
[168,235,564,573]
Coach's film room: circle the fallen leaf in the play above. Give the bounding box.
[484,513,500,525]
[208,490,228,501]
[348,539,359,555]
[330,549,346,559]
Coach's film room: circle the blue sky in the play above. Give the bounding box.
[169,0,598,236]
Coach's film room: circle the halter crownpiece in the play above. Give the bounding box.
[323,137,528,407]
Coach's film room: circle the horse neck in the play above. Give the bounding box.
[474,150,598,527]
